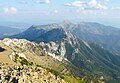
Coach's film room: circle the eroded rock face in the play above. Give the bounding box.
[1,38,69,61]
[39,41,66,61]
[0,63,67,83]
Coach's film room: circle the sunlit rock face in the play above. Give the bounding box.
[1,38,67,61]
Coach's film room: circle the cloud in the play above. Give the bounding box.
[54,10,58,14]
[89,0,107,10]
[35,0,50,4]
[3,7,17,14]
[45,0,50,4]
[65,0,108,10]
[111,7,120,10]
[65,1,86,7]
[105,0,110,2]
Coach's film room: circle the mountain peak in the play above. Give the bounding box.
[34,28,76,43]
[60,20,73,24]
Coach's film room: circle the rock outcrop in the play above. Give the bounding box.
[0,63,67,83]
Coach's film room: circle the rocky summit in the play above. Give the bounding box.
[0,63,66,83]
[0,38,68,83]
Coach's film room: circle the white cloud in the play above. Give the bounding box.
[65,0,108,10]
[111,7,120,10]
[54,10,58,14]
[35,0,50,4]
[45,0,50,4]
[3,7,17,14]
[65,1,86,7]
[89,0,107,9]
[35,0,41,4]
[105,0,110,2]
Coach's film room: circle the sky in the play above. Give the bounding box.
[0,0,120,27]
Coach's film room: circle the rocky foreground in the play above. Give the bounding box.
[0,63,67,83]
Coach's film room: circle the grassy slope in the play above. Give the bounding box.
[0,43,16,64]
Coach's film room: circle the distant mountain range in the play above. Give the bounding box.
[5,21,120,82]
[0,21,30,29]
[11,21,120,54]
[0,26,23,39]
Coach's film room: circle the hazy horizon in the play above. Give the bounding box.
[0,20,120,29]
